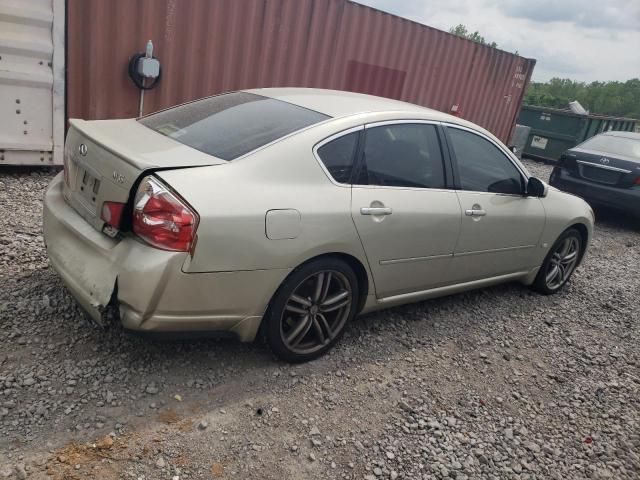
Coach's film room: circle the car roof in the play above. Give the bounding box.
[243,88,509,153]
[245,87,458,121]
[600,130,640,140]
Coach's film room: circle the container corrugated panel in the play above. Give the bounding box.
[519,105,638,162]
[67,0,535,143]
[0,0,65,165]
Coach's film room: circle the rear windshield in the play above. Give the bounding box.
[139,92,330,160]
[578,134,640,160]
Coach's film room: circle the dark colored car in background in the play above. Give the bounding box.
[549,131,640,218]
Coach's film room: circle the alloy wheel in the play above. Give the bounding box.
[280,270,352,355]
[545,236,580,290]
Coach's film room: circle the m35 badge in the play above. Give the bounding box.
[112,171,126,184]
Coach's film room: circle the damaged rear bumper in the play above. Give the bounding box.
[42,173,287,341]
[44,174,122,324]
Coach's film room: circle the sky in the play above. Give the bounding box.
[353,0,640,83]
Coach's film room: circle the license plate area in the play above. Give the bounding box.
[76,167,102,213]
[579,165,621,185]
[79,169,100,202]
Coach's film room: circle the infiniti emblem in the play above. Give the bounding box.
[599,157,610,165]
[78,143,88,156]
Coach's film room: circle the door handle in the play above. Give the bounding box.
[465,209,486,217]
[361,207,393,216]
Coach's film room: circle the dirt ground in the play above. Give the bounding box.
[1,159,639,479]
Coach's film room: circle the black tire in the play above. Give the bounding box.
[264,257,359,363]
[532,228,583,295]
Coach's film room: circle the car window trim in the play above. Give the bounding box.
[436,124,456,190]
[312,125,365,187]
[442,123,529,196]
[355,119,451,191]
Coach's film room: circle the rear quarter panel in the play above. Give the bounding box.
[157,117,371,276]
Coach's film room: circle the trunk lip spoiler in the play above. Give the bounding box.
[575,160,632,174]
[68,118,227,169]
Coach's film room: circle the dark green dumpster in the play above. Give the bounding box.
[518,105,638,162]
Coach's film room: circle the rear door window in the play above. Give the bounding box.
[140,92,330,160]
[357,123,446,188]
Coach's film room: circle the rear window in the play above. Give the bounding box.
[139,92,330,160]
[578,134,640,160]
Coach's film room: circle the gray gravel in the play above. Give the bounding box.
[0,160,639,479]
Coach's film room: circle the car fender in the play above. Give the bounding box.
[538,188,594,263]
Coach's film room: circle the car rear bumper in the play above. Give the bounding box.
[550,168,640,217]
[43,173,288,341]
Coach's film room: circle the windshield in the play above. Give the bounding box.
[139,92,330,160]
[578,134,640,160]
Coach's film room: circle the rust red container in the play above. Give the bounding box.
[67,0,535,143]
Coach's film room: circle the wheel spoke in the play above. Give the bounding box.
[557,263,567,282]
[319,272,332,303]
[310,315,327,344]
[313,273,325,302]
[316,313,334,340]
[561,250,577,263]
[321,298,350,312]
[321,290,349,307]
[285,303,307,315]
[545,265,559,285]
[286,314,312,346]
[291,319,313,347]
[290,294,312,307]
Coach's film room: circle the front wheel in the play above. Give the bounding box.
[532,228,583,295]
[264,258,359,363]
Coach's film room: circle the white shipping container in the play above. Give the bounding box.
[0,0,64,166]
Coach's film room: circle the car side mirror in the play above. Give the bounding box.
[527,177,548,198]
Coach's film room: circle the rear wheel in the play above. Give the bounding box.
[532,228,583,295]
[264,258,358,363]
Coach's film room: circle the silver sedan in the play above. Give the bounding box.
[43,89,594,362]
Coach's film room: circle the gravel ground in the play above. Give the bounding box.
[1,160,639,480]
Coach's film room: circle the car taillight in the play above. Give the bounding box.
[101,201,125,228]
[558,155,577,170]
[132,176,199,252]
[633,176,640,188]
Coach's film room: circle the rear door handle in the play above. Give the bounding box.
[361,207,393,216]
[465,209,486,217]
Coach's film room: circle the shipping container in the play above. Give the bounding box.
[0,0,65,166]
[518,105,638,162]
[66,0,535,145]
[0,0,535,167]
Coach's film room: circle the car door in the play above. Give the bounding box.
[350,121,462,299]
[444,125,545,283]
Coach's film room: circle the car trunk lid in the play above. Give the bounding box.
[561,147,640,188]
[64,118,225,234]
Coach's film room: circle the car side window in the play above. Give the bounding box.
[447,127,524,195]
[357,124,446,188]
[316,131,359,184]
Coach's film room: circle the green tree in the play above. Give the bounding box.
[449,24,498,49]
[524,78,640,119]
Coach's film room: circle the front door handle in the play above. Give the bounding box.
[465,209,486,217]
[361,207,393,216]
